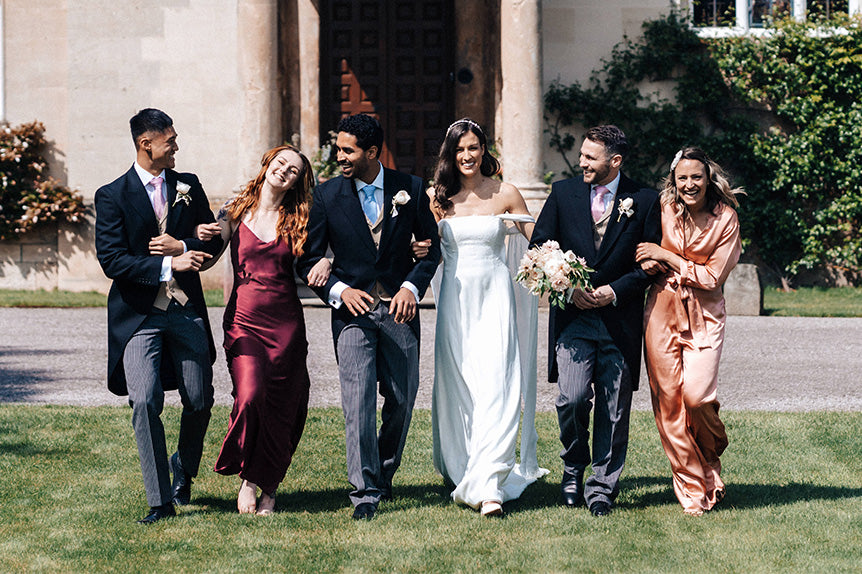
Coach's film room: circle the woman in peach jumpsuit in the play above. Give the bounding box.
[635,147,742,516]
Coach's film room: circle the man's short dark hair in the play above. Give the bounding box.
[130,108,173,148]
[336,114,384,152]
[584,125,629,162]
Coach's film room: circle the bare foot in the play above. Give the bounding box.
[256,490,276,516]
[238,480,257,514]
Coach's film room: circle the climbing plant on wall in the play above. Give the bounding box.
[545,12,862,285]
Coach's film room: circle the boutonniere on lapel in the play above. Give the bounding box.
[616,197,634,222]
[391,190,410,217]
[173,182,192,207]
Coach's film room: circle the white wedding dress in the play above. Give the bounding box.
[431,214,549,509]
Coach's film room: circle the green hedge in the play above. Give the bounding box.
[545,12,862,285]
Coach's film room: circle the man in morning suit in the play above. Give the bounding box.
[95,108,223,524]
[531,125,661,517]
[296,114,441,520]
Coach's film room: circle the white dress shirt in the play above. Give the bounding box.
[590,171,622,305]
[134,163,186,282]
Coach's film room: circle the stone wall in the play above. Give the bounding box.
[2,0,280,292]
[0,224,59,290]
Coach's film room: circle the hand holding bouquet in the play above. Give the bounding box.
[515,240,593,309]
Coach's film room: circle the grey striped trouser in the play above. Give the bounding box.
[555,312,632,507]
[123,302,214,507]
[336,303,420,507]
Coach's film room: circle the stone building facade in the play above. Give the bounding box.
[0,0,699,291]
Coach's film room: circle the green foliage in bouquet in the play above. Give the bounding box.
[544,11,862,285]
[0,121,86,240]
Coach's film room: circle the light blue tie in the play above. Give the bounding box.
[361,184,378,221]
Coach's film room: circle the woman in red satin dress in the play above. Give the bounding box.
[635,147,742,516]
[198,145,330,515]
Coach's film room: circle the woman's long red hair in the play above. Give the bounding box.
[227,145,314,256]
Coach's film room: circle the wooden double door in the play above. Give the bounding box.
[321,0,455,180]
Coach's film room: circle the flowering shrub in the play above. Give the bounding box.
[0,121,86,240]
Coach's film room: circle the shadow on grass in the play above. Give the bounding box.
[0,440,87,458]
[716,482,862,510]
[191,481,454,516]
[501,473,862,514]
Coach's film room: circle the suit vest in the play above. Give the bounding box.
[592,200,613,251]
[152,204,190,310]
[365,207,392,306]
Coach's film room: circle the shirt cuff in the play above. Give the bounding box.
[160,256,173,282]
[401,281,420,303]
[609,285,618,306]
[181,240,188,253]
[328,281,348,309]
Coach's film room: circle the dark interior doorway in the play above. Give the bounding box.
[320,0,455,180]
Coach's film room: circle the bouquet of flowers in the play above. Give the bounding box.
[515,240,593,309]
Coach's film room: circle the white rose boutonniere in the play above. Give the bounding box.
[391,190,411,217]
[173,182,192,207]
[616,197,634,222]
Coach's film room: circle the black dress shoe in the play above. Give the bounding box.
[170,452,192,506]
[137,503,176,525]
[561,472,584,507]
[352,502,376,520]
[590,501,612,517]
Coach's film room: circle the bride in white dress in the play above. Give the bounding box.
[420,119,549,517]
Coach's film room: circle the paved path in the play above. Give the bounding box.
[1,306,860,411]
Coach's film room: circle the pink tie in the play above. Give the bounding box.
[150,176,165,219]
[591,185,609,222]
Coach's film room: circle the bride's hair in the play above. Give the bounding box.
[432,118,500,212]
[228,144,314,256]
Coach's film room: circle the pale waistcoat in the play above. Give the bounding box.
[593,202,613,251]
[152,206,190,310]
[366,208,392,306]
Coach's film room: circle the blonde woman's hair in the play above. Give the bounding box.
[661,147,744,218]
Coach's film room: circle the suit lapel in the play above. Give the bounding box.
[377,170,398,260]
[123,167,160,236]
[164,170,180,233]
[568,181,597,261]
[334,177,377,255]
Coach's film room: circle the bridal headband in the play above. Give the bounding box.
[446,118,484,137]
[670,149,683,171]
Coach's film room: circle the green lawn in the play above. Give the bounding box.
[0,406,859,573]
[763,286,862,317]
[3,286,862,316]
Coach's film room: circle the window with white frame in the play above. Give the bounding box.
[688,0,858,29]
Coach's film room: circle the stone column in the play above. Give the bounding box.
[500,0,546,216]
[237,0,280,182]
[298,0,320,155]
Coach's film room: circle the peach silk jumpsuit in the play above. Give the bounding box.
[643,201,741,513]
